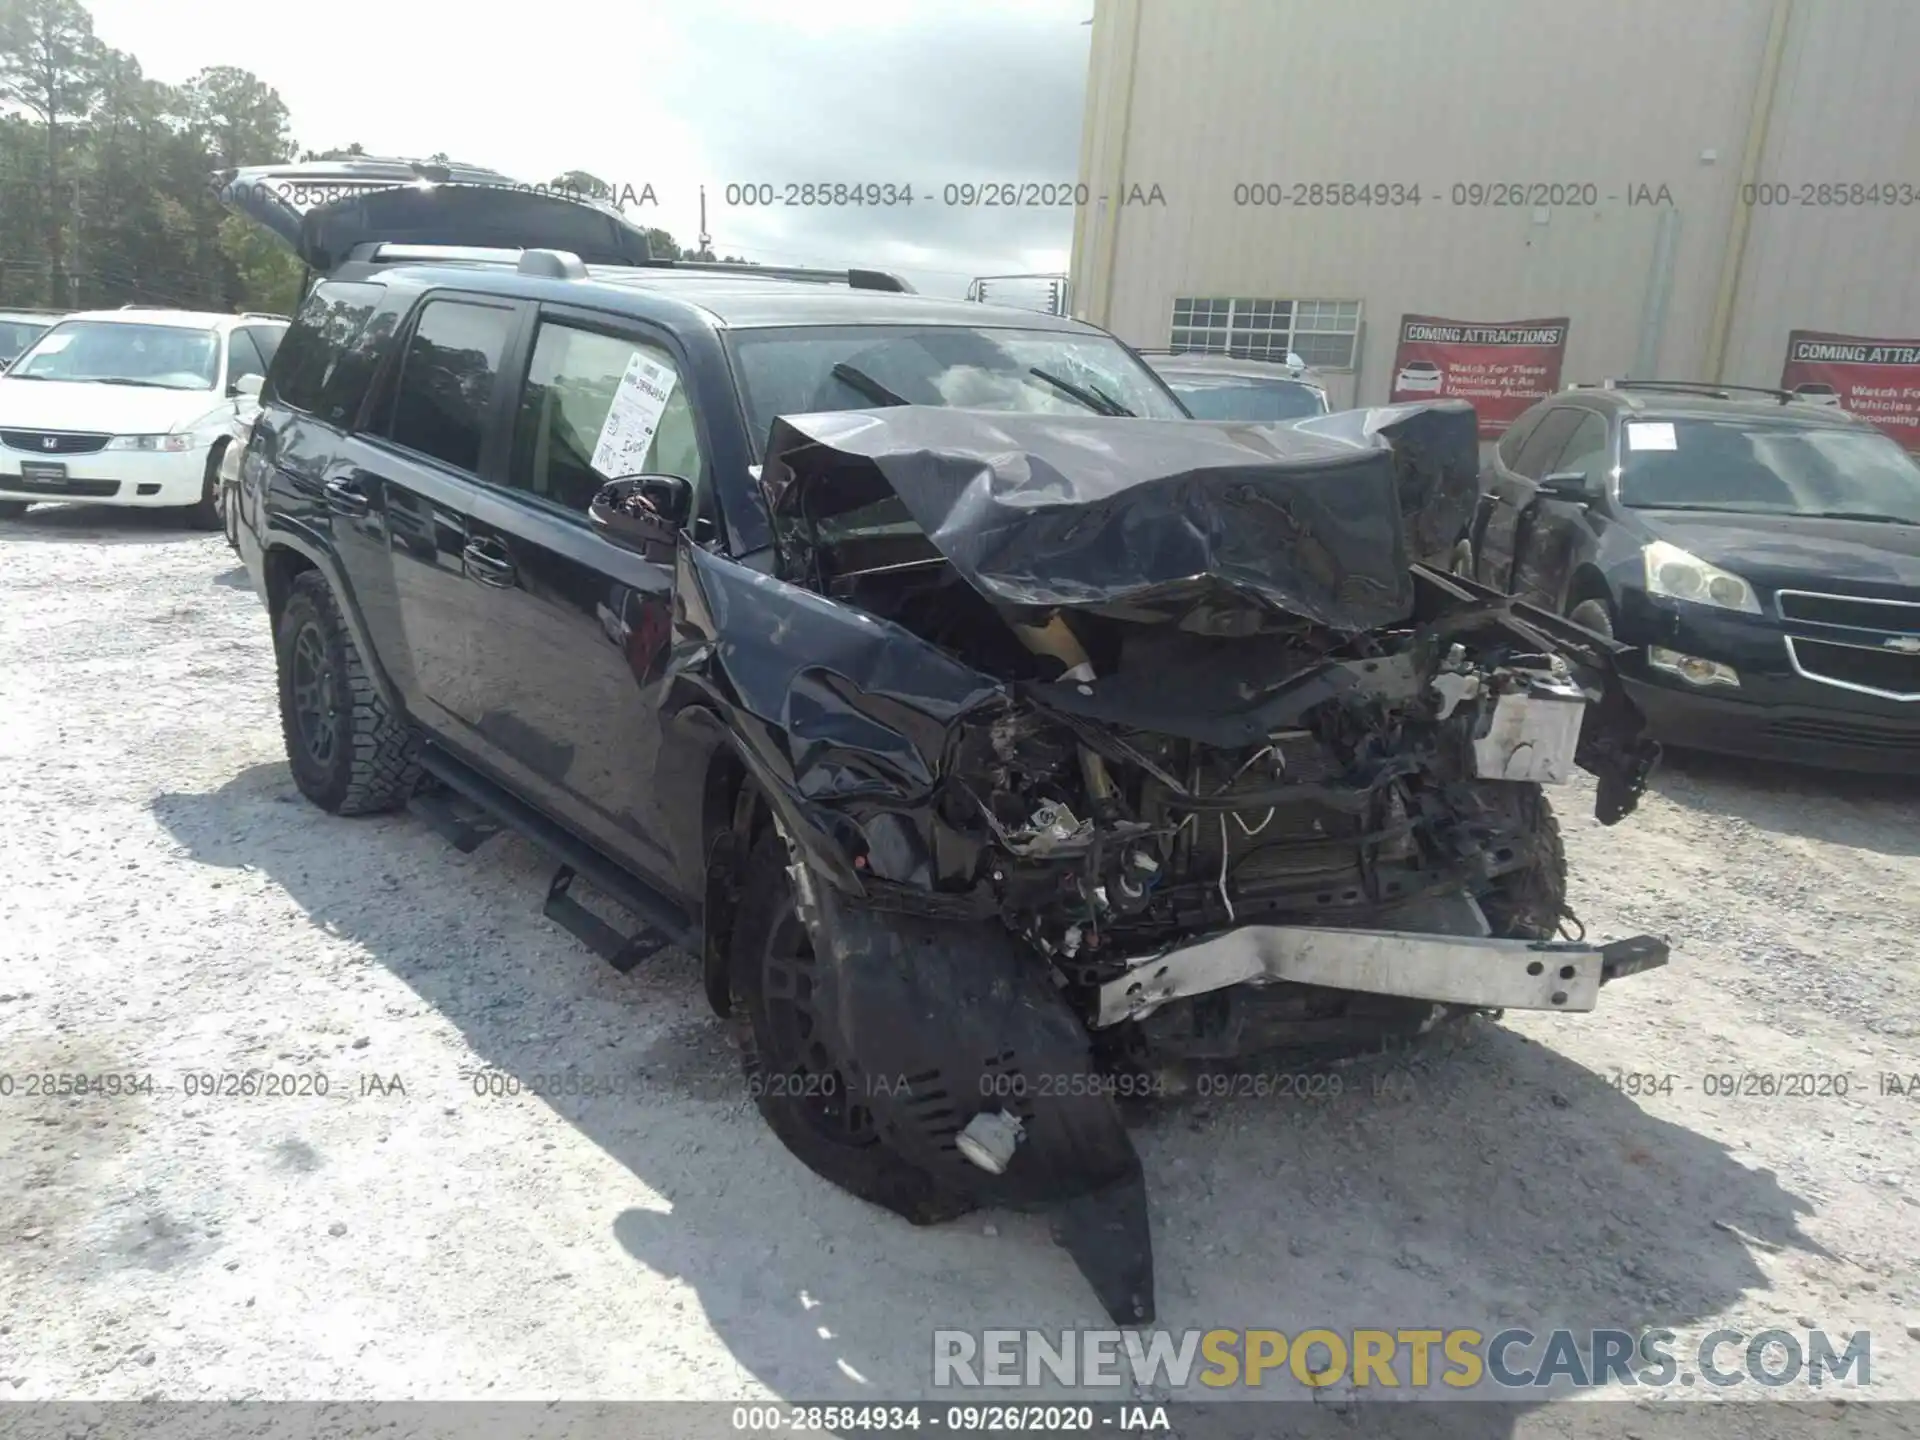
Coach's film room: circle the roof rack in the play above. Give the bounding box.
[630,257,914,293]
[241,311,290,321]
[1586,378,1797,404]
[361,242,915,294]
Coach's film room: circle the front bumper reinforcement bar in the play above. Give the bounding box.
[1093,925,1670,1028]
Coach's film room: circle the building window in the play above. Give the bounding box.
[1170,297,1361,368]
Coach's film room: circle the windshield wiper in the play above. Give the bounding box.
[1800,510,1920,526]
[92,377,192,389]
[1029,366,1132,417]
[830,363,910,408]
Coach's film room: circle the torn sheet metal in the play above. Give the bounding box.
[758,400,1480,632]
[663,541,1005,891]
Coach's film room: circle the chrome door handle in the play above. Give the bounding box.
[461,539,515,588]
[322,477,370,517]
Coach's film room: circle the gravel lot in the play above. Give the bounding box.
[2,507,1917,1419]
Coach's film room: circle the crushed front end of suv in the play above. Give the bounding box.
[668,400,1668,1323]
[221,163,1668,1326]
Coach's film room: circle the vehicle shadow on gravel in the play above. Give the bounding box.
[152,762,1827,1407]
[1651,748,1920,855]
[1,505,205,544]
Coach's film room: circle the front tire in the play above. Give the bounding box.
[274,571,422,815]
[183,446,224,530]
[728,828,971,1224]
[1568,596,1616,642]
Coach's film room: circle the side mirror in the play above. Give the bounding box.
[231,373,264,399]
[1539,469,1601,503]
[589,474,692,556]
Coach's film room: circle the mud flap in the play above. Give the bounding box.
[1049,1164,1155,1325]
[791,861,1157,1324]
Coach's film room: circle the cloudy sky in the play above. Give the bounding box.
[82,0,1095,297]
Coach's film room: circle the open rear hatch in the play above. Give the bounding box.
[216,158,655,273]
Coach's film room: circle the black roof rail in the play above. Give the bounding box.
[341,243,915,294]
[629,258,915,293]
[1597,378,1797,404]
[240,311,291,321]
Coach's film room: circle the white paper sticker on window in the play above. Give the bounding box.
[28,331,74,355]
[590,352,678,480]
[1626,421,1677,451]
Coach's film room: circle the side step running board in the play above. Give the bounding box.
[411,785,503,853]
[412,745,695,970]
[544,865,669,973]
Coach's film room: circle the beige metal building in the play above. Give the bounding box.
[1069,0,1920,413]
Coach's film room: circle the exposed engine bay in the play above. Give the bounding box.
[671,399,1668,1327]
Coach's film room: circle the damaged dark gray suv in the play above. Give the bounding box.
[221,161,1669,1326]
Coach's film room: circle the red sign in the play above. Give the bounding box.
[1780,330,1920,451]
[1388,315,1571,437]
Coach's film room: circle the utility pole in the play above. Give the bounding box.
[698,186,711,261]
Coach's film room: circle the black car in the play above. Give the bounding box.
[220,162,1668,1324]
[1459,379,1920,771]
[1136,350,1332,421]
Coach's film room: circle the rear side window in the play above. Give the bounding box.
[384,299,515,474]
[268,282,384,421]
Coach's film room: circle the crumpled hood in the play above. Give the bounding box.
[759,400,1479,632]
[0,377,221,435]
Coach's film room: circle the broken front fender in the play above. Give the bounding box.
[664,541,1006,893]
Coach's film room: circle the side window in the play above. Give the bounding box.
[1495,407,1544,467]
[1553,412,1610,479]
[242,326,284,370]
[267,281,383,418]
[507,320,704,515]
[1511,408,1585,480]
[384,299,516,474]
[226,328,266,386]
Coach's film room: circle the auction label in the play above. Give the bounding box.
[591,351,678,479]
[1388,315,1571,436]
[1780,329,1920,451]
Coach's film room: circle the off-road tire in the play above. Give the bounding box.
[183,445,224,530]
[0,500,27,519]
[1479,782,1568,940]
[729,828,972,1225]
[1568,597,1616,643]
[275,571,422,815]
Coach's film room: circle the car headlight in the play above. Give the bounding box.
[106,434,197,453]
[1642,539,1759,613]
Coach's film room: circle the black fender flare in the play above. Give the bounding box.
[260,519,406,718]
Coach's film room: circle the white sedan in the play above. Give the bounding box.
[0,308,284,526]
